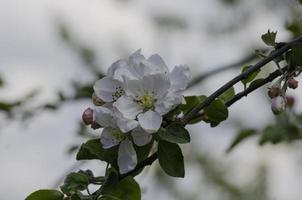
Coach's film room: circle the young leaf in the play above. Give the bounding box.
[25,190,64,200]
[204,99,228,127]
[241,65,261,87]
[60,172,89,193]
[158,123,190,144]
[100,176,141,200]
[180,95,207,114]
[218,87,235,103]
[261,30,277,46]
[226,129,257,153]
[158,140,185,177]
[286,44,302,68]
[76,139,118,163]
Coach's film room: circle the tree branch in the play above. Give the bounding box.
[181,36,302,124]
[187,52,259,89]
[120,67,285,179]
[119,35,302,180]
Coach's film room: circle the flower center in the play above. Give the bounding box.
[112,129,126,141]
[139,94,154,109]
[112,86,125,100]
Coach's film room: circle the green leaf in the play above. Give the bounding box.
[286,19,302,38]
[180,95,207,114]
[131,140,154,177]
[100,176,141,200]
[98,195,121,200]
[249,78,265,88]
[76,139,118,163]
[241,65,261,87]
[226,129,257,153]
[286,44,302,68]
[158,140,185,177]
[25,190,64,200]
[100,168,119,195]
[60,172,89,193]
[158,123,190,144]
[218,87,235,103]
[261,30,277,46]
[204,99,228,127]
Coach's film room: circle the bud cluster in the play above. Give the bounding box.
[267,77,298,115]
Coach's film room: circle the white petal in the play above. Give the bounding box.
[100,127,120,149]
[169,65,191,91]
[128,49,145,66]
[93,77,123,102]
[155,92,183,115]
[131,127,152,146]
[94,106,117,128]
[113,95,142,119]
[124,79,145,99]
[116,115,139,133]
[142,74,170,99]
[147,54,169,74]
[118,139,137,174]
[137,110,162,133]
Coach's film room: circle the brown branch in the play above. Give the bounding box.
[187,52,259,89]
[181,36,302,124]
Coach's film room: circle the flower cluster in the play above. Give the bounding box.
[83,50,191,174]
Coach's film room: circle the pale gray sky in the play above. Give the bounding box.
[1,0,302,199]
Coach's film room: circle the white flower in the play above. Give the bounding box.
[93,105,152,174]
[91,49,191,173]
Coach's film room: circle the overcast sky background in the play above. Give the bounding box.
[1,0,302,199]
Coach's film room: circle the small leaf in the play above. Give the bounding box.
[100,176,141,200]
[261,30,277,46]
[158,123,190,144]
[60,172,89,193]
[158,140,185,177]
[25,190,64,200]
[241,65,261,87]
[286,44,302,68]
[226,129,257,153]
[204,99,228,127]
[76,139,118,163]
[218,87,235,103]
[180,95,207,114]
[249,78,265,88]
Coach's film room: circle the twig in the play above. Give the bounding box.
[187,52,259,89]
[119,35,302,179]
[119,67,284,179]
[181,36,302,124]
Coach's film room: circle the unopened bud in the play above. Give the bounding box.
[286,96,295,107]
[82,108,94,125]
[267,86,281,98]
[271,96,286,115]
[288,78,298,89]
[92,93,105,106]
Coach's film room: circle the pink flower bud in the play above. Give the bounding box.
[288,78,298,89]
[286,96,295,107]
[82,108,94,125]
[267,86,281,98]
[271,96,285,115]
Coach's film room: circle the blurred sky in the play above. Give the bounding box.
[1,0,302,199]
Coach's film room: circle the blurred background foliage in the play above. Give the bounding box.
[1,0,302,199]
